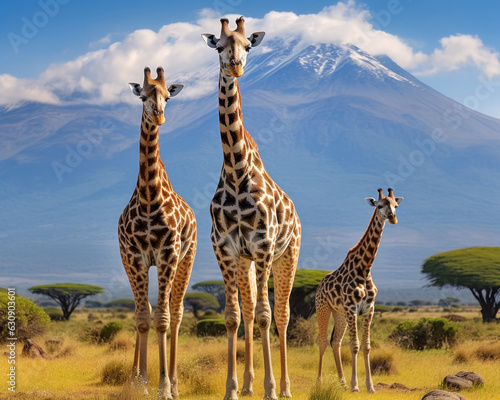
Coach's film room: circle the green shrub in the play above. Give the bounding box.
[389,318,458,350]
[374,305,393,313]
[198,309,220,320]
[0,291,50,342]
[196,319,226,337]
[100,321,123,342]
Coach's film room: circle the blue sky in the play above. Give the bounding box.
[1,1,500,296]
[2,1,500,117]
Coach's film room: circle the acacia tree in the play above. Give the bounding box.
[192,280,225,311]
[28,283,103,320]
[422,247,500,322]
[183,292,220,319]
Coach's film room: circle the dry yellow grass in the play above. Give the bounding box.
[3,336,500,400]
[2,308,500,400]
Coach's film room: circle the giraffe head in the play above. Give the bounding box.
[365,188,404,224]
[128,66,184,126]
[202,17,265,78]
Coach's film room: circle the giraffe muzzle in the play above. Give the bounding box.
[229,65,244,77]
[152,110,165,125]
[388,216,398,224]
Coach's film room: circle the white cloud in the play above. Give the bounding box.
[1,2,499,106]
[418,34,500,77]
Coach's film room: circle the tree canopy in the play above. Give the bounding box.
[28,283,103,320]
[183,292,220,319]
[191,280,225,311]
[422,247,500,321]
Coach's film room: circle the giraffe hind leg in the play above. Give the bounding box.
[331,311,348,390]
[316,301,331,382]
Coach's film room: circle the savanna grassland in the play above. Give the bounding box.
[2,307,500,400]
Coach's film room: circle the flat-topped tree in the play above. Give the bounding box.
[28,283,103,320]
[183,292,220,319]
[422,247,500,322]
[192,280,225,311]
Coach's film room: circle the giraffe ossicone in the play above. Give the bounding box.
[316,188,403,393]
[118,66,197,400]
[202,17,301,400]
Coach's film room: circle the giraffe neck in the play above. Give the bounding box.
[218,69,257,182]
[348,210,386,273]
[136,111,171,209]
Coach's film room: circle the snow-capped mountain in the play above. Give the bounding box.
[1,43,499,298]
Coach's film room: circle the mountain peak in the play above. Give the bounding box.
[296,43,420,88]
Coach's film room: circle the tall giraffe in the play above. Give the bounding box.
[316,188,403,393]
[202,18,301,400]
[118,67,197,400]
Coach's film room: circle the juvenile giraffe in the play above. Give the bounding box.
[118,67,197,400]
[202,18,301,400]
[316,188,403,393]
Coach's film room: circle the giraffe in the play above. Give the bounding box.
[202,17,301,400]
[118,66,197,400]
[315,188,403,393]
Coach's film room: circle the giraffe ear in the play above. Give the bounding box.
[365,198,377,207]
[201,33,219,48]
[167,84,184,97]
[248,31,265,47]
[395,197,404,205]
[128,83,143,97]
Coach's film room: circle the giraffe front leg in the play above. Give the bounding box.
[272,238,299,398]
[126,259,151,395]
[255,260,277,400]
[346,309,360,392]
[169,241,196,398]
[156,254,180,400]
[238,259,256,396]
[224,281,241,400]
[362,307,376,393]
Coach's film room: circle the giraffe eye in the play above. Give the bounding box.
[245,45,251,52]
[216,47,223,53]
[140,96,147,102]
[377,205,383,209]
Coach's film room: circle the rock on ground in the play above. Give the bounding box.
[443,371,485,391]
[422,389,466,400]
[22,339,53,359]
